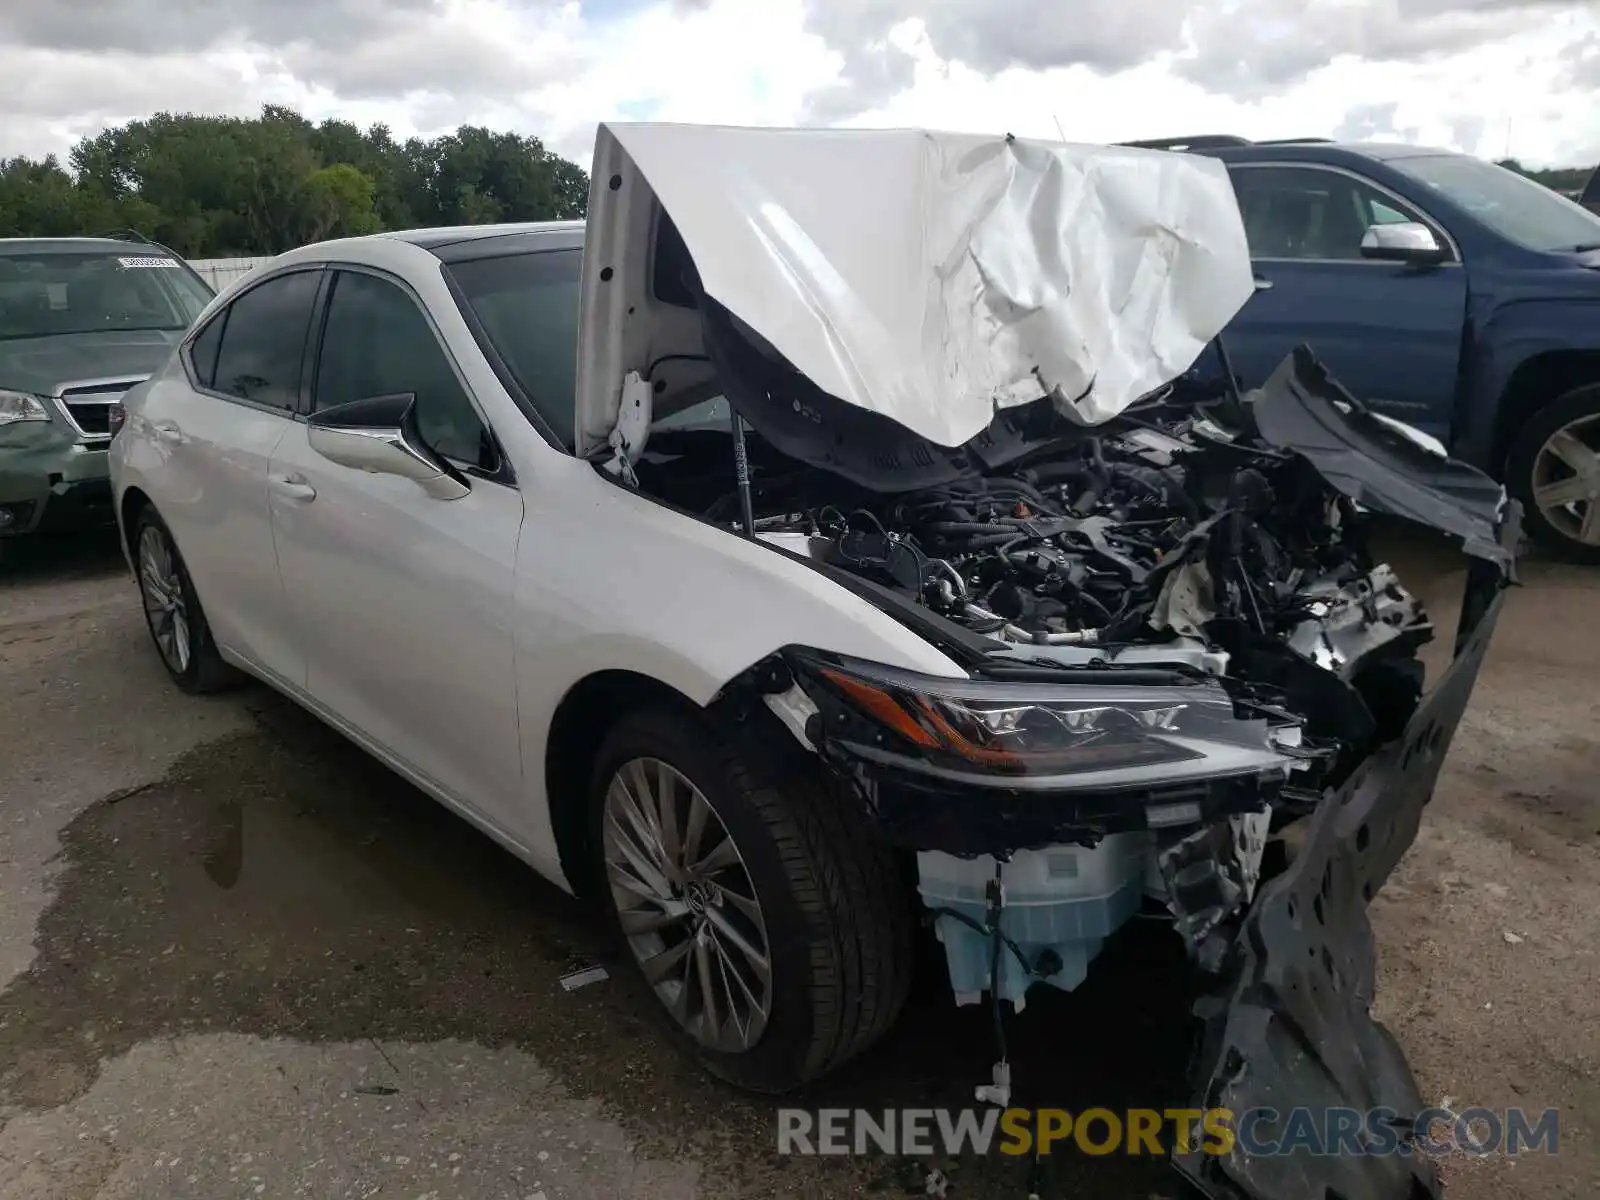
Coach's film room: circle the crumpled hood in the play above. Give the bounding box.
[578,122,1256,453]
[0,329,183,396]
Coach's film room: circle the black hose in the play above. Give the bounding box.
[925,520,1033,536]
[924,905,1035,978]
[849,508,887,535]
[1055,577,1113,623]
[963,533,1025,549]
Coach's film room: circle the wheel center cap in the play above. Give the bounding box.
[684,880,710,915]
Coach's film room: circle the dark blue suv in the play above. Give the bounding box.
[1128,135,1600,562]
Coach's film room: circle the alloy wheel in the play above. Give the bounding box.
[138,524,192,675]
[1531,413,1600,548]
[602,757,773,1053]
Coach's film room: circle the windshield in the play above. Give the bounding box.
[0,251,213,340]
[445,248,582,449]
[1392,155,1600,252]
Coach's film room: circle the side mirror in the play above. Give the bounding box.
[1360,221,1447,266]
[307,393,470,501]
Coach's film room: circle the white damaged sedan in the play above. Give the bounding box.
[109,124,1516,1199]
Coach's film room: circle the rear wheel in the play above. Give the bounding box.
[588,705,914,1093]
[1505,384,1600,564]
[133,508,241,693]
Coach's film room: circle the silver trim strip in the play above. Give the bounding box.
[52,397,110,441]
[51,375,147,399]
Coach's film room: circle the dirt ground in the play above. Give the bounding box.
[1,524,1595,1200]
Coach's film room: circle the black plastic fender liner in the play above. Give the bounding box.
[1173,515,1518,1200]
[1247,346,1514,570]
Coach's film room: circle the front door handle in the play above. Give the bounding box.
[270,473,317,502]
[1253,274,1274,291]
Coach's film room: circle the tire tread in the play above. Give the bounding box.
[592,704,915,1091]
[718,737,915,1080]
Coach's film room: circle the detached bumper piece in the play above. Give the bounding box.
[1173,514,1517,1200]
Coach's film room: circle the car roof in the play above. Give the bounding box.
[0,236,164,257]
[381,220,586,261]
[1117,136,1467,165]
[1182,141,1463,166]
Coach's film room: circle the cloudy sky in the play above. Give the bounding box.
[2,0,1598,171]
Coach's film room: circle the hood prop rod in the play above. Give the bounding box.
[730,410,756,537]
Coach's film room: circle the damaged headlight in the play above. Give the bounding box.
[0,390,51,426]
[789,651,1299,789]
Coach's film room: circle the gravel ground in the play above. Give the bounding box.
[1,525,1595,1200]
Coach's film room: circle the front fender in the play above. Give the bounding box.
[509,455,969,881]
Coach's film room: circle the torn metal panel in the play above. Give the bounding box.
[1149,561,1218,638]
[1173,512,1517,1200]
[577,123,1255,456]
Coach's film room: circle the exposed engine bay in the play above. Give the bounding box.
[631,346,1460,802]
[764,420,1424,761]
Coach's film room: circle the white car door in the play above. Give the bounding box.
[266,265,525,827]
[135,267,324,683]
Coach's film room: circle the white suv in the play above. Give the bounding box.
[110,123,1513,1195]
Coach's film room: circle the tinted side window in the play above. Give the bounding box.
[188,310,226,389]
[211,270,321,410]
[314,270,493,469]
[1229,166,1429,261]
[444,249,581,450]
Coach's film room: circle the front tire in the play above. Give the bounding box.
[133,508,241,694]
[588,705,914,1093]
[1505,383,1600,564]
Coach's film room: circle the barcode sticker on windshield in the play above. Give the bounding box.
[117,256,180,269]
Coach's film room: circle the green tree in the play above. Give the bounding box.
[0,104,589,254]
[0,157,108,235]
[306,163,383,240]
[1497,159,1594,194]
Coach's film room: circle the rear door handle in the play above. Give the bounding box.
[270,473,317,502]
[151,421,184,444]
[1253,274,1274,291]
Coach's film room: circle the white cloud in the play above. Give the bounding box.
[0,0,1596,170]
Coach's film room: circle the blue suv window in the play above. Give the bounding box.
[1229,166,1432,261]
[1394,154,1600,253]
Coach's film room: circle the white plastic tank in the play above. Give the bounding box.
[917,834,1147,1010]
